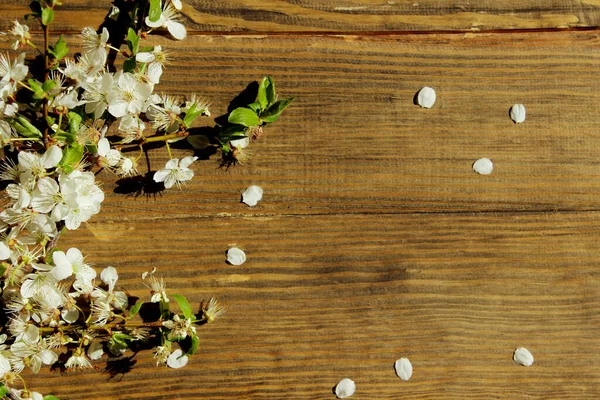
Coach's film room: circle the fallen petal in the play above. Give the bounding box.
[513,347,534,366]
[227,247,246,265]
[335,378,356,399]
[417,86,436,108]
[510,104,526,124]
[167,349,189,368]
[242,185,263,207]
[394,357,413,380]
[473,158,493,175]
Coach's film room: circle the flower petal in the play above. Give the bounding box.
[226,247,246,266]
[167,21,187,40]
[167,349,189,368]
[242,185,263,207]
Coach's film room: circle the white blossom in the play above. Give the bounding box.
[0,52,28,83]
[81,27,109,66]
[2,20,31,50]
[153,156,198,189]
[107,72,153,117]
[136,45,168,84]
[145,3,187,40]
[51,247,97,286]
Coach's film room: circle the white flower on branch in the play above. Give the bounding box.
[51,247,96,286]
[118,114,145,143]
[145,3,187,40]
[17,145,62,182]
[146,94,181,132]
[0,52,28,83]
[107,72,153,118]
[81,27,109,67]
[2,20,31,50]
[136,45,168,84]
[83,72,113,119]
[153,156,198,189]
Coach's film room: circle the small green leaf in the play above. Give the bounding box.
[49,35,69,60]
[111,332,134,346]
[123,57,137,73]
[257,76,275,110]
[218,125,247,142]
[28,78,46,99]
[129,301,144,317]
[187,134,211,150]
[171,294,193,320]
[228,107,260,127]
[127,28,140,55]
[0,385,9,397]
[187,334,199,355]
[67,111,82,135]
[42,79,56,93]
[260,96,295,123]
[0,264,6,280]
[60,143,83,170]
[13,116,42,138]
[41,7,54,25]
[247,102,262,113]
[148,0,162,22]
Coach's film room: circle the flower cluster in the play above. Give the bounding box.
[0,0,292,397]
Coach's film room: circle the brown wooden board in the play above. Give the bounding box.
[2,0,600,33]
[30,31,600,217]
[19,212,600,398]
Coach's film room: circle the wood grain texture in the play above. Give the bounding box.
[1,0,599,33]
[19,212,600,399]
[67,31,600,217]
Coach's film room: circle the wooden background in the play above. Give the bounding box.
[3,1,600,399]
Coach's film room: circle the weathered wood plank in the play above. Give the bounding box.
[1,0,598,33]
[60,31,600,217]
[20,212,600,398]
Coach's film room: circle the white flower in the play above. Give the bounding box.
[145,3,187,40]
[83,72,113,118]
[65,348,92,369]
[18,145,62,181]
[97,138,122,167]
[0,241,10,260]
[3,20,31,50]
[53,170,104,229]
[153,156,198,189]
[201,297,225,323]
[117,114,145,143]
[107,72,153,117]
[143,269,169,303]
[226,247,246,265]
[146,94,181,132]
[81,27,109,66]
[0,52,28,83]
[116,157,139,177]
[166,349,188,368]
[242,185,263,207]
[136,45,168,84]
[52,89,84,111]
[51,247,97,285]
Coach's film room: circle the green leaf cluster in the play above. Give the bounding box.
[227,76,295,128]
[49,35,69,62]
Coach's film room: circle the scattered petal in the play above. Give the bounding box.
[473,158,493,175]
[513,347,534,366]
[242,185,263,207]
[417,86,436,108]
[227,247,246,266]
[394,357,413,381]
[510,104,526,124]
[167,349,189,368]
[335,378,356,399]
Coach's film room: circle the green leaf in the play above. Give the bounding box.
[67,111,82,135]
[41,7,54,25]
[247,102,262,113]
[49,35,69,60]
[129,301,144,318]
[0,385,9,397]
[257,76,275,110]
[228,107,260,127]
[171,294,194,320]
[260,96,295,123]
[123,57,137,73]
[148,0,162,22]
[60,143,83,170]
[42,79,56,93]
[187,134,211,150]
[218,125,247,142]
[12,116,42,138]
[44,396,62,400]
[0,263,6,278]
[187,334,199,355]
[111,332,134,346]
[28,78,46,99]
[127,28,140,55]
